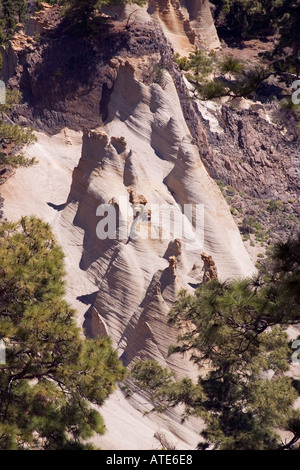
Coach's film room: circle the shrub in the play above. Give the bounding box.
[174,53,189,71]
[200,80,227,100]
[0,122,36,147]
[226,185,236,196]
[220,55,245,75]
[267,200,284,214]
[0,153,37,168]
[153,64,167,89]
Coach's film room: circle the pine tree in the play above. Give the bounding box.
[0,89,37,169]
[132,235,300,450]
[0,0,27,38]
[276,0,300,77]
[0,216,126,450]
[60,0,146,23]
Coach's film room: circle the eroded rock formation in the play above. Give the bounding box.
[1,2,256,381]
[0,3,60,82]
[25,2,60,38]
[201,252,218,283]
[168,255,178,277]
[107,0,220,54]
[57,54,255,376]
[128,188,148,206]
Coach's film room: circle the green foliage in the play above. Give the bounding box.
[269,233,300,305]
[0,122,36,147]
[0,217,126,450]
[200,80,227,100]
[280,98,298,111]
[132,360,205,415]
[216,180,226,191]
[56,0,146,35]
[284,409,300,448]
[0,88,37,168]
[175,48,270,100]
[219,55,244,75]
[175,47,214,89]
[60,0,106,18]
[240,216,262,235]
[174,53,189,71]
[0,89,21,117]
[232,65,271,97]
[0,152,37,168]
[132,235,300,450]
[0,0,28,44]
[188,47,213,82]
[225,185,235,196]
[175,48,232,99]
[212,1,300,76]
[212,0,282,37]
[60,0,147,23]
[153,64,167,89]
[279,98,300,131]
[267,199,284,214]
[276,0,300,75]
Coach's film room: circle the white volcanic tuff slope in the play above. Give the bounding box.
[60,58,255,374]
[0,128,204,450]
[1,58,255,450]
[0,130,99,325]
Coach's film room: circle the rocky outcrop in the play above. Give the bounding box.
[107,0,220,54]
[0,3,61,83]
[8,22,174,133]
[168,255,178,277]
[128,188,148,206]
[201,252,218,283]
[0,27,35,82]
[183,0,220,50]
[147,0,220,51]
[204,105,299,200]
[0,15,254,318]
[192,99,300,243]
[25,2,61,38]
[0,166,15,185]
